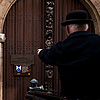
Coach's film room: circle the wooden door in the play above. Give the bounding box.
[3,0,95,100]
[3,0,45,100]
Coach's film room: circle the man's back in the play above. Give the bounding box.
[57,31,100,97]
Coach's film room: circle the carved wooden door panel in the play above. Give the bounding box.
[3,0,45,100]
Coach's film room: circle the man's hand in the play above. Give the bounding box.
[37,49,43,55]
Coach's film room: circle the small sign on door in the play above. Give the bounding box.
[14,65,31,76]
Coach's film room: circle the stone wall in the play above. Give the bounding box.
[0,0,100,100]
[80,0,100,35]
[0,0,16,32]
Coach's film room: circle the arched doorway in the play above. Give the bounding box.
[3,0,95,100]
[3,0,45,100]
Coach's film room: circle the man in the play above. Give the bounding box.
[37,10,100,100]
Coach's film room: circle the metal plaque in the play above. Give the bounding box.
[11,55,34,65]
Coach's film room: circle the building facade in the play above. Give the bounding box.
[0,0,100,100]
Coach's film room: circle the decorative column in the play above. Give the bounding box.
[0,33,6,100]
[44,0,54,92]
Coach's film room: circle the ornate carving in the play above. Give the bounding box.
[45,0,54,91]
[45,37,53,48]
[45,65,53,79]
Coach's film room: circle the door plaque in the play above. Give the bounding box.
[11,55,34,65]
[11,55,34,76]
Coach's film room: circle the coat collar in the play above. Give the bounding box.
[67,31,94,39]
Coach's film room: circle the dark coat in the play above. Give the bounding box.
[38,31,100,98]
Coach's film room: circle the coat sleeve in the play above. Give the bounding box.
[38,41,64,66]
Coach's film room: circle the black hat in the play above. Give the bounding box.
[61,10,93,26]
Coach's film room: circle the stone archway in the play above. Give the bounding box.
[80,0,100,35]
[0,0,17,33]
[0,0,100,100]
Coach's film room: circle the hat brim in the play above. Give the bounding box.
[61,19,93,26]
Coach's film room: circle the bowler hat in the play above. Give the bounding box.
[61,10,93,26]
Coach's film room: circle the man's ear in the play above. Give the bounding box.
[67,26,70,34]
[66,26,70,36]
